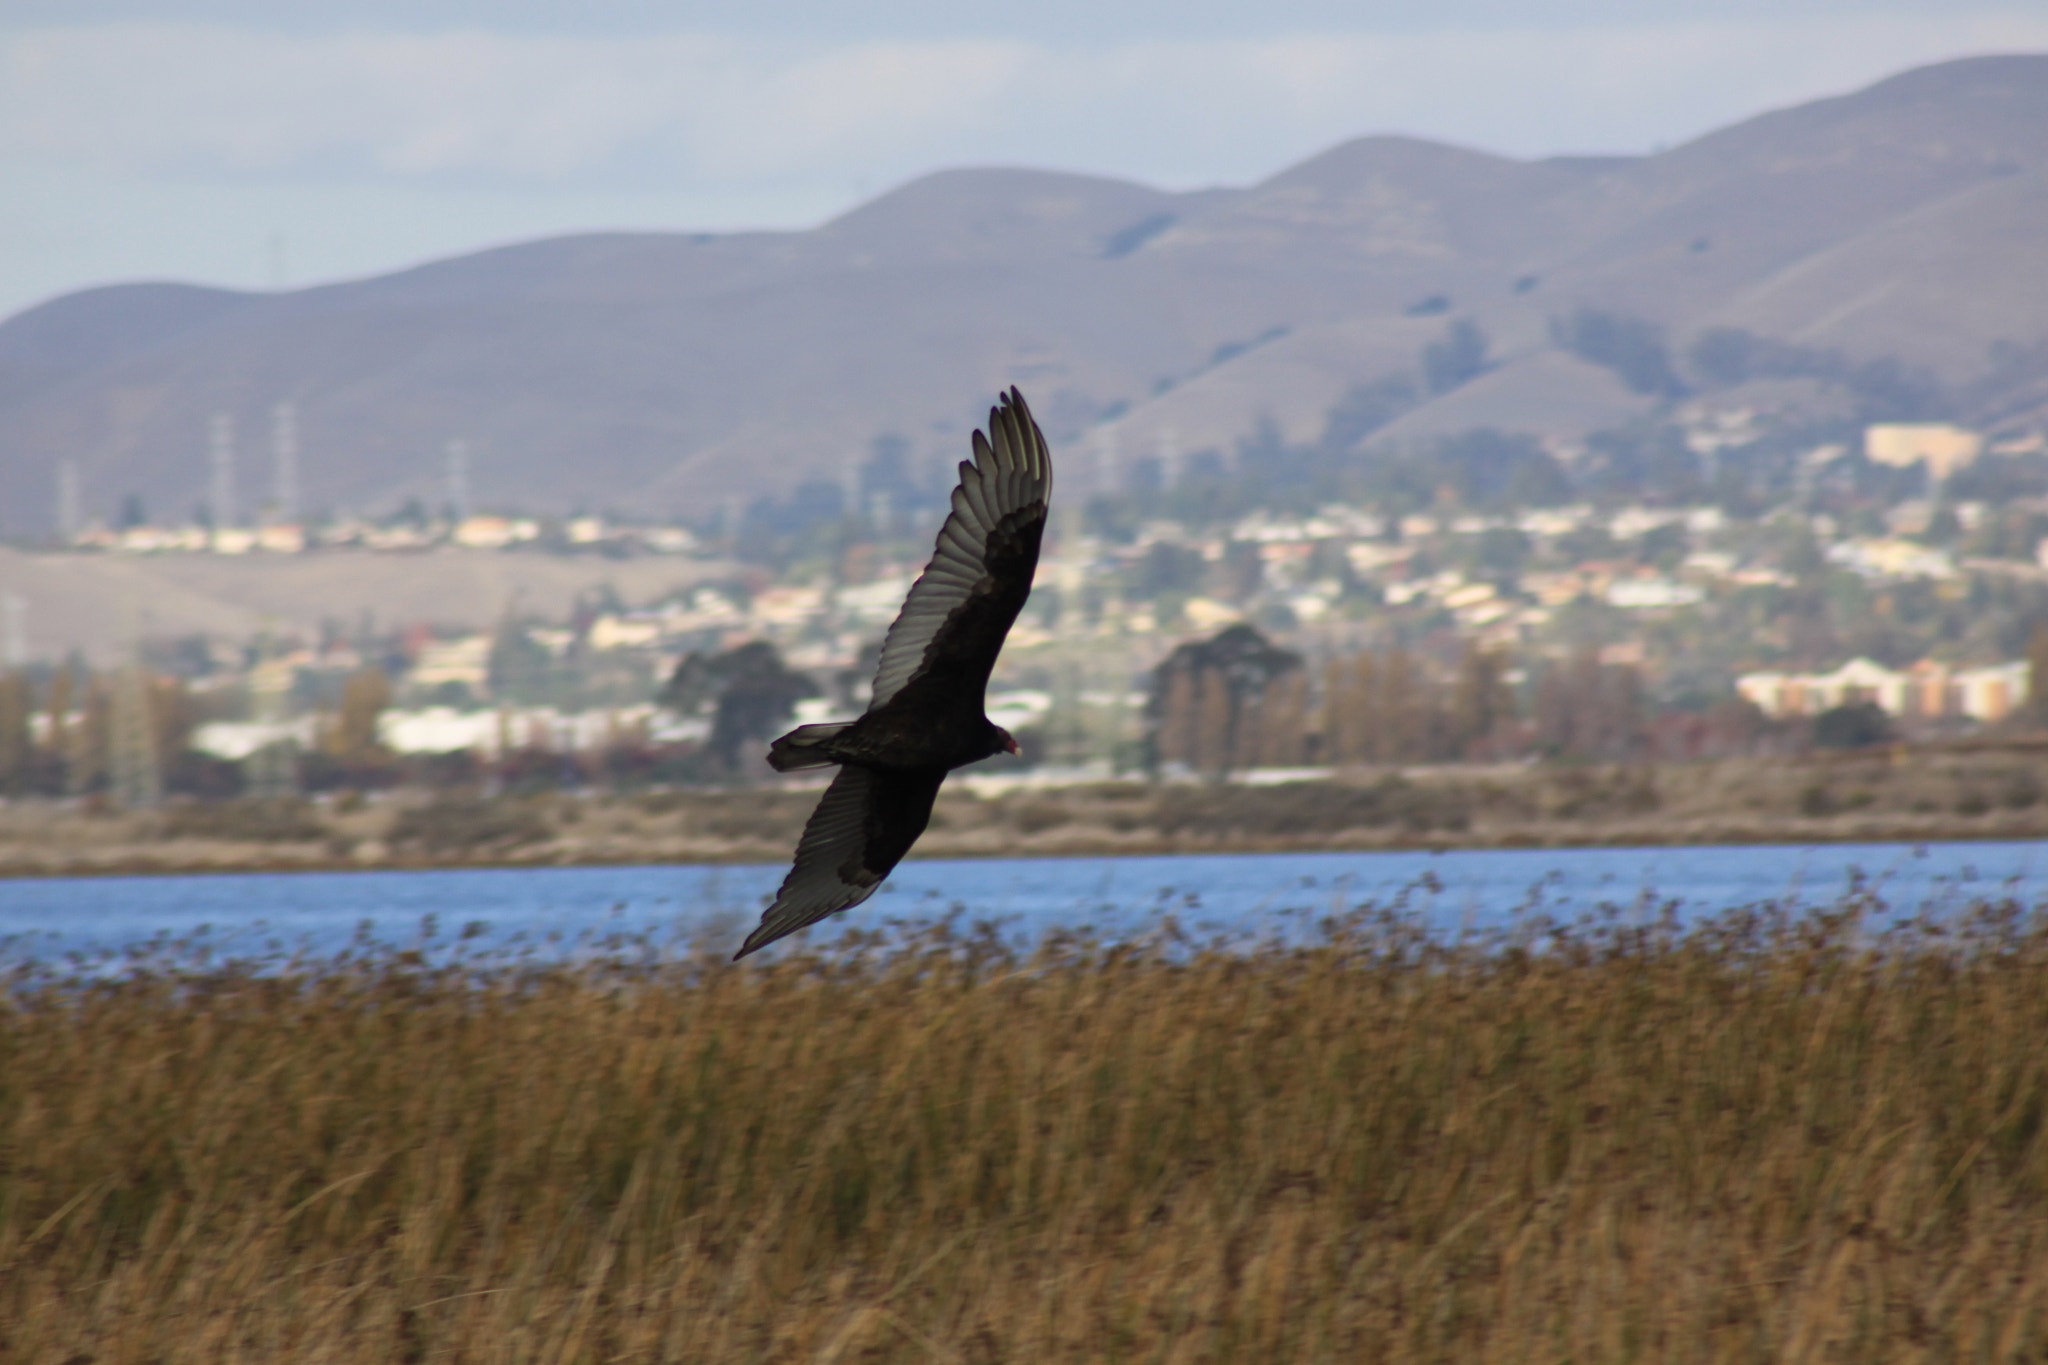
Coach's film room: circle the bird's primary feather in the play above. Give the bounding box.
[734,765,946,958]
[736,389,1052,959]
[868,391,1052,710]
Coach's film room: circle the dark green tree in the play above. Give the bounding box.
[1552,309,1683,397]
[1422,319,1491,395]
[661,641,818,770]
[1812,701,1892,750]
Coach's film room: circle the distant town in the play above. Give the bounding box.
[6,402,2048,805]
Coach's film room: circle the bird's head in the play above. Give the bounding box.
[993,725,1021,757]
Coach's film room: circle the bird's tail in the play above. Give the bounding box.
[767,721,852,772]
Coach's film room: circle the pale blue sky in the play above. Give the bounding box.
[5,0,2046,319]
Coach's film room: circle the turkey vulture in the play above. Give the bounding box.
[735,388,1052,959]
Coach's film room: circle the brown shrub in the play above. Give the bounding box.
[1152,777,1471,837]
[387,797,551,853]
[160,798,327,843]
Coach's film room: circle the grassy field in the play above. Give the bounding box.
[4,904,2048,1362]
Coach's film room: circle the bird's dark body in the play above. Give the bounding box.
[736,388,1052,959]
[810,505,1043,772]
[828,767,946,892]
[791,508,1042,890]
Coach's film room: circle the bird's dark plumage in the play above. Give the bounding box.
[736,388,1053,959]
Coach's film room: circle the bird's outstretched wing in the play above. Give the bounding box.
[734,765,946,959]
[867,388,1052,710]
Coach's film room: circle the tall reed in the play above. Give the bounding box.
[3,902,2046,1362]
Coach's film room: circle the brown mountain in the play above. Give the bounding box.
[1,54,2043,534]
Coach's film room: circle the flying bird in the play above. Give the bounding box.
[734,388,1054,959]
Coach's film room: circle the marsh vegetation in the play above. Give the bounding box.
[4,899,2047,1361]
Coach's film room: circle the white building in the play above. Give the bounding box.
[1866,423,1982,481]
[1607,576,1706,609]
[1739,657,2031,723]
[410,635,493,692]
[190,717,321,760]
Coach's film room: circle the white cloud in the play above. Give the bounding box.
[5,15,2046,192]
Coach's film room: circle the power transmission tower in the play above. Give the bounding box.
[271,401,299,522]
[209,411,237,530]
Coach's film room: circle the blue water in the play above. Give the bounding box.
[2,842,2043,970]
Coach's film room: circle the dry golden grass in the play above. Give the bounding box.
[4,904,2048,1363]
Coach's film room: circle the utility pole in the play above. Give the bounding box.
[209,411,237,530]
[271,401,298,522]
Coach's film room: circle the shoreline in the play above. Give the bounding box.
[4,747,2045,880]
[3,816,2044,881]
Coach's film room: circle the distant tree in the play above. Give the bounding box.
[1130,542,1207,600]
[1688,327,1777,387]
[42,664,73,772]
[333,667,392,760]
[1636,522,1689,571]
[859,433,926,527]
[117,493,148,529]
[2026,623,2048,724]
[148,675,196,770]
[1579,423,1702,501]
[1427,429,1571,509]
[1318,376,1416,454]
[1422,319,1491,395]
[1532,652,1645,760]
[1082,493,1142,544]
[1322,654,1372,764]
[1475,526,1532,577]
[1249,670,1312,767]
[1687,325,1950,420]
[1147,624,1303,776]
[489,619,559,704]
[1922,504,1963,545]
[1846,356,1949,423]
[1552,309,1684,397]
[68,674,109,795]
[1812,701,1892,750]
[1320,645,1510,765]
[1448,645,1515,756]
[1234,413,1288,469]
[661,640,817,770]
[1555,524,1621,565]
[0,671,29,793]
[735,479,851,563]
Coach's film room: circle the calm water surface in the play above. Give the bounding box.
[3,842,2045,967]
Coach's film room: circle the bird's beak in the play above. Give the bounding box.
[1003,734,1021,755]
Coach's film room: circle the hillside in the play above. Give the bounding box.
[1,54,2043,533]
